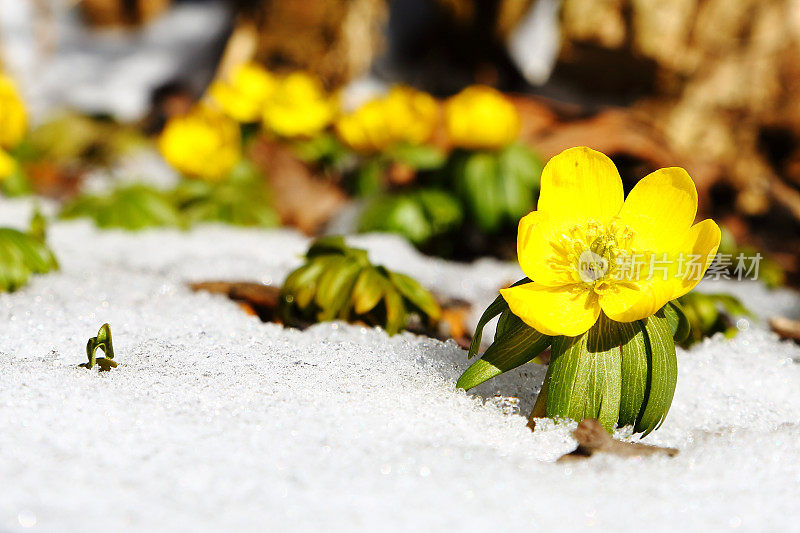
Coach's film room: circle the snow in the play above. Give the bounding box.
[1,196,800,532]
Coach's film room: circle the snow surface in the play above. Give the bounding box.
[1,197,800,532]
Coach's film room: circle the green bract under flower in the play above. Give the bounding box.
[279,236,441,335]
[458,282,689,436]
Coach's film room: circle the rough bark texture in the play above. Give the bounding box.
[79,0,172,26]
[560,0,800,219]
[248,0,387,88]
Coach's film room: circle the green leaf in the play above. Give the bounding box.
[0,237,28,291]
[29,207,47,242]
[466,278,530,359]
[467,294,509,359]
[173,170,278,228]
[456,312,550,390]
[1,227,58,273]
[61,184,183,230]
[306,236,348,259]
[358,189,462,247]
[547,317,636,433]
[387,144,446,170]
[499,143,543,189]
[635,310,678,436]
[664,300,692,344]
[415,189,463,234]
[0,164,32,197]
[291,133,348,164]
[351,266,385,315]
[0,227,59,292]
[319,260,363,321]
[382,283,406,335]
[617,320,649,427]
[354,157,385,197]
[459,152,501,232]
[313,256,349,311]
[497,143,541,221]
[583,317,624,432]
[281,236,438,335]
[387,271,441,321]
[359,195,431,245]
[546,334,590,422]
[495,309,513,338]
[279,256,333,318]
[708,293,753,318]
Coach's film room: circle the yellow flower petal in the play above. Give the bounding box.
[0,75,28,149]
[671,218,721,299]
[500,282,600,336]
[537,147,624,224]
[516,212,576,286]
[516,210,540,265]
[598,279,674,323]
[0,149,17,180]
[444,86,519,150]
[598,220,718,322]
[617,167,698,251]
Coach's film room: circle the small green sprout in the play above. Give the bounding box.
[79,323,117,371]
[279,236,441,335]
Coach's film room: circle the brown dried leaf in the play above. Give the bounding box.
[248,139,348,235]
[770,316,800,343]
[557,419,678,462]
[189,281,281,322]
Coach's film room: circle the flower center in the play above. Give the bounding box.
[549,219,637,292]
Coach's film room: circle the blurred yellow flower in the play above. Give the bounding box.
[208,62,277,123]
[501,147,720,336]
[158,106,241,181]
[262,72,337,138]
[0,74,28,149]
[444,85,520,150]
[336,86,439,153]
[0,149,17,181]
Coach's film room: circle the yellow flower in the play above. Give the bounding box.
[501,147,721,337]
[0,74,28,149]
[262,72,337,138]
[158,106,241,181]
[208,62,277,123]
[444,85,520,150]
[336,86,439,153]
[0,148,17,181]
